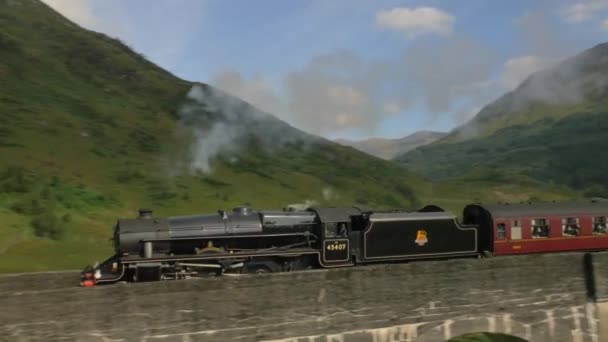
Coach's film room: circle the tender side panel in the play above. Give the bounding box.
[363,217,478,260]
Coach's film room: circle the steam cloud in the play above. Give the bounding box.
[176,85,248,174]
[322,187,334,201]
[177,84,317,174]
[285,188,337,211]
[285,200,318,211]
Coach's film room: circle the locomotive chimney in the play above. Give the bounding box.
[138,208,153,219]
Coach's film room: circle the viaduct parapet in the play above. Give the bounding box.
[3,252,608,341]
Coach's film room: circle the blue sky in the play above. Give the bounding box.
[43,0,608,140]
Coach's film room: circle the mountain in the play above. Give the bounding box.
[444,42,608,143]
[335,131,446,160]
[396,42,608,197]
[0,0,426,272]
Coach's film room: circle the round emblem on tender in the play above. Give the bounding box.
[415,230,428,246]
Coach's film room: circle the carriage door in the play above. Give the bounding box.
[510,219,522,240]
[321,222,352,266]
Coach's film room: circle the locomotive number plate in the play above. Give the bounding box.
[326,242,347,251]
[323,239,349,262]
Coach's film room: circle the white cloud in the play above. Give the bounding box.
[383,102,401,114]
[400,36,499,114]
[283,53,387,135]
[211,70,287,119]
[211,36,502,138]
[210,51,402,137]
[41,0,98,29]
[560,0,608,23]
[376,7,454,37]
[501,55,556,90]
[602,18,608,30]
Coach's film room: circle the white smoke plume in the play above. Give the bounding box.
[286,188,337,211]
[176,85,245,174]
[285,199,318,211]
[322,187,335,201]
[176,83,319,174]
[189,122,237,174]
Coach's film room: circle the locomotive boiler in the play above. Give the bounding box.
[114,207,318,256]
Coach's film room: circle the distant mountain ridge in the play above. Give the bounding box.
[443,42,608,144]
[336,131,446,160]
[396,41,608,198]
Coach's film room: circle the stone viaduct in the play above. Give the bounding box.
[2,251,608,341]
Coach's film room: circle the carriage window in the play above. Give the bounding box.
[532,218,549,238]
[562,217,580,236]
[496,223,506,240]
[594,216,608,235]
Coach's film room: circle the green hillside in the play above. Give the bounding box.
[397,43,608,198]
[0,0,428,272]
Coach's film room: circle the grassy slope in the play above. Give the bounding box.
[399,110,608,196]
[0,0,429,272]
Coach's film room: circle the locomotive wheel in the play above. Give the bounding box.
[193,267,221,278]
[245,264,272,274]
[198,270,221,277]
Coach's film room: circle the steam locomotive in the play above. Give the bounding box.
[81,200,608,286]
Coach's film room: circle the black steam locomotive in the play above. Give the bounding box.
[81,204,482,286]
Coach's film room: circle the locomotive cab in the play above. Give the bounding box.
[308,207,363,267]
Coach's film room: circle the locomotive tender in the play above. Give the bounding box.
[82,200,608,286]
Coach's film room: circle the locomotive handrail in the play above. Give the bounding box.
[119,247,320,263]
[138,232,317,243]
[258,240,318,251]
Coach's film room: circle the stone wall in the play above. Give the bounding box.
[2,252,608,341]
[261,252,604,342]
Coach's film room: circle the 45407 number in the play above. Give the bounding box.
[326,243,347,251]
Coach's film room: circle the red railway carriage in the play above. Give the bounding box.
[463,201,608,256]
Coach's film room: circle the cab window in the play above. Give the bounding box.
[324,222,338,238]
[325,222,348,238]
